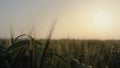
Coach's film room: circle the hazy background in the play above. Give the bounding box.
[0,0,120,39]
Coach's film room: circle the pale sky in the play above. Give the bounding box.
[0,0,120,39]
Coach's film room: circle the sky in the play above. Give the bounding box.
[0,0,120,39]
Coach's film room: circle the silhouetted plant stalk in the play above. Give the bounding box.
[10,24,14,44]
[40,19,57,68]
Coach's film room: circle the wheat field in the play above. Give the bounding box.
[0,34,120,68]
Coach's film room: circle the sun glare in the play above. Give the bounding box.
[93,11,113,29]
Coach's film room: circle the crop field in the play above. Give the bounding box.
[0,34,120,68]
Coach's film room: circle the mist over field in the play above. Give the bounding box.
[0,0,120,39]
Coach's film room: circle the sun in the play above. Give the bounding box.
[93,11,113,29]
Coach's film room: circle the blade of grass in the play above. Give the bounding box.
[14,34,43,45]
[10,24,14,44]
[13,47,27,68]
[52,53,67,63]
[6,40,29,53]
[40,18,58,68]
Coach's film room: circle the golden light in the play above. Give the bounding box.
[93,11,113,30]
